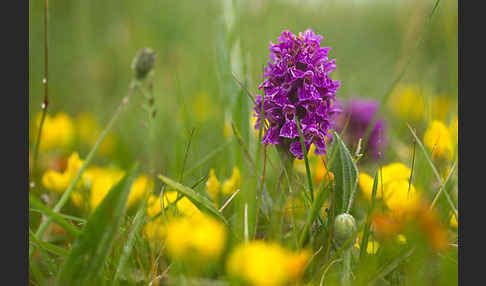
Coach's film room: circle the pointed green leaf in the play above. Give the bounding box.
[328,131,359,215]
[158,174,228,225]
[29,193,82,237]
[55,163,139,286]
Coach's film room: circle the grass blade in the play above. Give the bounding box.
[158,174,228,224]
[407,124,458,217]
[296,116,315,202]
[366,247,415,286]
[30,194,82,237]
[360,170,379,259]
[29,230,69,257]
[55,163,139,286]
[113,195,149,286]
[299,140,339,247]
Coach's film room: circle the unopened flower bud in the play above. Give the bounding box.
[132,48,156,80]
[333,213,357,247]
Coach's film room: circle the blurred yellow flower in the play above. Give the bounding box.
[423,120,454,161]
[397,234,407,245]
[429,95,454,122]
[42,152,83,194]
[70,191,87,210]
[165,213,227,262]
[450,212,458,228]
[389,84,425,121]
[126,174,154,209]
[359,163,421,217]
[449,117,458,145]
[206,169,221,201]
[143,216,166,241]
[35,112,75,152]
[76,112,116,156]
[222,167,241,196]
[146,194,163,218]
[85,166,125,210]
[145,190,202,220]
[250,113,269,137]
[355,232,380,255]
[293,145,333,186]
[226,241,310,286]
[165,190,202,217]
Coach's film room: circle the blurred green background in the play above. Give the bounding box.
[29,0,457,183]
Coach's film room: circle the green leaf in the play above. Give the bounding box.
[113,196,148,286]
[328,131,359,215]
[158,174,229,225]
[29,229,69,257]
[29,194,82,237]
[55,163,139,286]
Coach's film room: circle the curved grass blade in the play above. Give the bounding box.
[298,140,339,247]
[30,193,82,237]
[407,124,458,217]
[113,193,149,286]
[29,229,69,257]
[55,163,139,286]
[296,116,314,202]
[158,174,228,225]
[366,247,415,286]
[360,170,379,260]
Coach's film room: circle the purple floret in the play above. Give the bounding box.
[253,29,341,159]
[335,98,387,160]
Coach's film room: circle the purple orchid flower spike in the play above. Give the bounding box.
[253,29,341,159]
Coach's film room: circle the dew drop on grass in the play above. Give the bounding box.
[41,103,46,109]
[42,78,47,84]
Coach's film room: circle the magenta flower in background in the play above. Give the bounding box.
[253,29,341,159]
[335,98,386,160]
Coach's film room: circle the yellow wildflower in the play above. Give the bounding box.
[206,169,221,200]
[355,232,380,255]
[226,241,310,286]
[397,234,407,245]
[165,213,227,263]
[313,159,334,186]
[388,84,425,121]
[423,120,454,161]
[70,191,87,210]
[250,113,269,137]
[85,166,125,210]
[146,194,163,218]
[359,162,420,217]
[76,113,116,156]
[222,167,241,195]
[449,117,458,146]
[35,112,75,152]
[42,152,83,194]
[126,174,154,209]
[429,95,453,122]
[143,218,166,241]
[450,212,458,228]
[164,191,202,217]
[145,191,202,220]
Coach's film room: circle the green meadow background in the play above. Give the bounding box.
[29,0,457,172]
